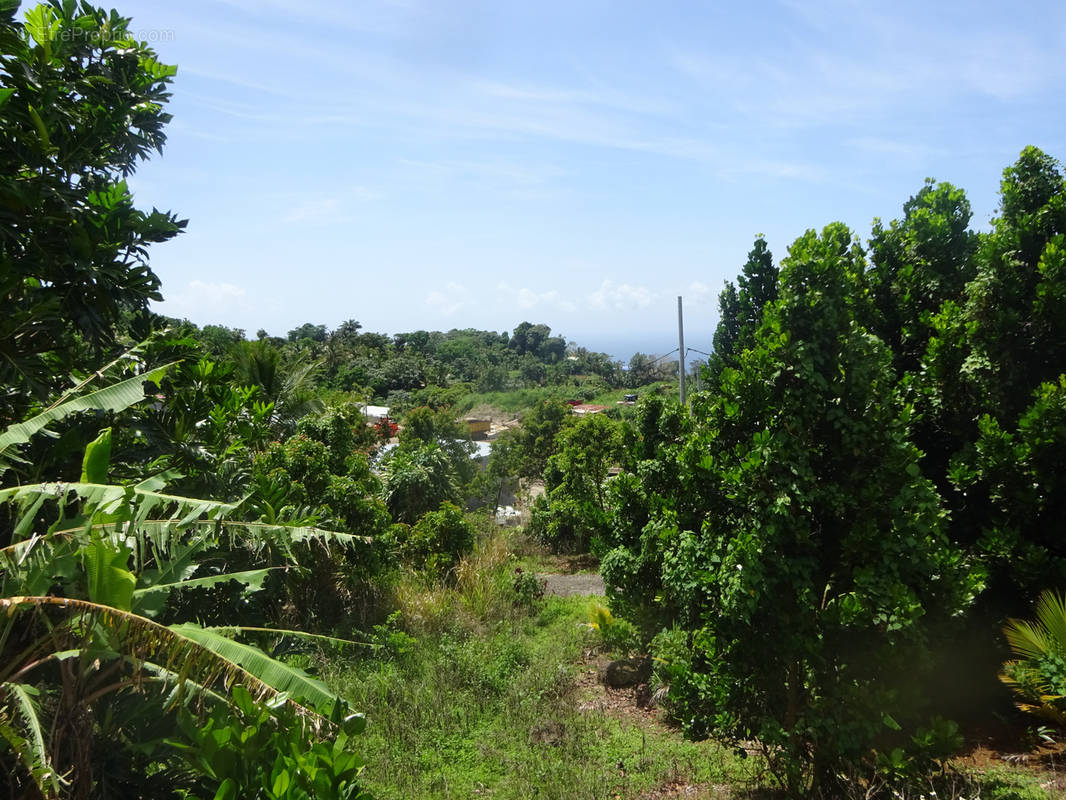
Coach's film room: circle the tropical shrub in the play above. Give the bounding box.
[1001,590,1066,726]
[0,372,370,798]
[587,604,640,656]
[251,434,387,534]
[393,502,475,577]
[171,687,371,800]
[511,567,545,609]
[380,444,461,524]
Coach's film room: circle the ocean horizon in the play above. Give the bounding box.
[571,330,717,366]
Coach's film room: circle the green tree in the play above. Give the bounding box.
[380,444,461,524]
[0,1,185,423]
[233,340,322,430]
[529,412,624,553]
[708,283,741,378]
[625,352,658,388]
[511,398,572,478]
[196,324,247,359]
[598,393,689,630]
[921,148,1066,606]
[610,224,979,794]
[707,237,778,380]
[287,322,328,344]
[868,180,976,377]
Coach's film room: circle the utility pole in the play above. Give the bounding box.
[678,295,686,406]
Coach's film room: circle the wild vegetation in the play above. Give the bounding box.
[3,2,1066,799]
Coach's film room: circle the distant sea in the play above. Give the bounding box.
[573,330,716,365]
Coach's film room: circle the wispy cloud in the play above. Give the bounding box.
[670,1,1066,130]
[278,188,375,225]
[159,279,253,318]
[424,282,472,316]
[397,158,566,187]
[687,281,719,306]
[589,280,659,311]
[496,282,578,313]
[214,0,420,36]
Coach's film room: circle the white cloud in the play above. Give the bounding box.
[588,280,659,311]
[159,279,252,317]
[687,280,719,306]
[496,282,578,313]
[424,281,472,316]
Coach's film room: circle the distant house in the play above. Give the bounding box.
[361,405,390,424]
[464,417,492,440]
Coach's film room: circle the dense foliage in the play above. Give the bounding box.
[586,149,1066,795]
[0,0,184,425]
[0,4,643,795]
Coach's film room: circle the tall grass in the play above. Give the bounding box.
[325,527,757,799]
[328,594,757,800]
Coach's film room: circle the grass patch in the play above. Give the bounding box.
[455,387,566,416]
[327,589,758,799]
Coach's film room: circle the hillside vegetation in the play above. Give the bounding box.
[2,3,1066,799]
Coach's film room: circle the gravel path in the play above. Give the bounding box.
[539,572,605,597]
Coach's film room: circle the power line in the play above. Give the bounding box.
[645,348,679,366]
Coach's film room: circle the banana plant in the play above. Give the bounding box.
[0,368,369,798]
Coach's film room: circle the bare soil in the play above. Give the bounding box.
[540,571,606,597]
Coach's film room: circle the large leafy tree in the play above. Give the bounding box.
[867,180,977,377]
[922,147,1066,604]
[530,412,624,553]
[0,1,185,424]
[608,225,980,794]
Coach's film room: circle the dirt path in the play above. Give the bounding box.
[540,572,605,596]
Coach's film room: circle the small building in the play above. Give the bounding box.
[361,405,390,424]
[465,417,492,440]
[495,505,522,526]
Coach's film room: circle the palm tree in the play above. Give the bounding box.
[1001,590,1066,726]
[233,340,324,431]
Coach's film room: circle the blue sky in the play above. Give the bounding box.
[107,0,1066,359]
